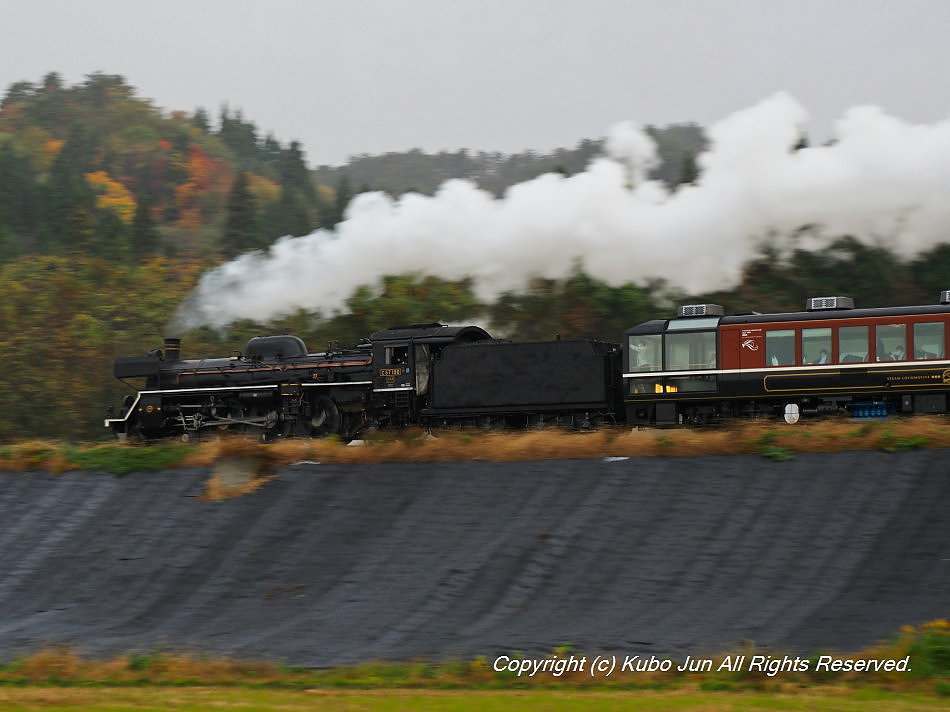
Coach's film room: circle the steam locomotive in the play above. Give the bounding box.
[106,292,950,439]
[106,324,623,440]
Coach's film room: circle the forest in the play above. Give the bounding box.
[1,72,950,441]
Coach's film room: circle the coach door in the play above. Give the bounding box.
[662,320,719,392]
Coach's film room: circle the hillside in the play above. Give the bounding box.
[311,123,704,197]
[0,72,325,261]
[0,73,704,264]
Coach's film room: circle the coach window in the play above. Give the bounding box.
[629,334,662,371]
[765,329,795,366]
[801,327,832,365]
[665,331,716,370]
[838,326,869,363]
[913,322,945,360]
[875,324,907,361]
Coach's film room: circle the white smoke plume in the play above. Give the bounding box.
[173,92,950,331]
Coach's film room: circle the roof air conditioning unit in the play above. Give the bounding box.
[805,296,854,311]
[677,304,725,318]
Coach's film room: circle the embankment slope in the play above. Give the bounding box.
[0,451,946,665]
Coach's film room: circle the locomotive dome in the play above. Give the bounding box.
[245,335,308,360]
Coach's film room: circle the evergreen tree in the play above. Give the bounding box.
[258,187,312,241]
[64,204,95,255]
[78,72,132,111]
[1,80,35,108]
[218,106,259,161]
[42,71,63,91]
[40,127,95,252]
[131,197,161,258]
[320,174,352,228]
[280,188,312,237]
[262,134,283,165]
[96,209,130,259]
[280,141,315,201]
[0,225,19,264]
[193,107,211,133]
[0,144,33,253]
[222,171,259,257]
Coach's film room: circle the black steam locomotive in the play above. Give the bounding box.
[107,292,950,440]
[106,324,623,441]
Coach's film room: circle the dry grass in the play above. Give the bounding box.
[182,416,950,468]
[0,440,72,472]
[3,645,281,685]
[0,415,946,474]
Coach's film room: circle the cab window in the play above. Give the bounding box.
[385,346,408,365]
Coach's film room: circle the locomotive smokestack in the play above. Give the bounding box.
[164,338,181,361]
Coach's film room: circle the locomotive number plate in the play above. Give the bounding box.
[378,367,404,377]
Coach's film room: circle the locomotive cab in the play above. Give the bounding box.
[368,324,493,423]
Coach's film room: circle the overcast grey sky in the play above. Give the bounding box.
[2,0,949,166]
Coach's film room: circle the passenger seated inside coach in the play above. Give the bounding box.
[630,340,653,370]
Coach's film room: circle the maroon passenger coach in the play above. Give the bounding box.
[623,294,950,426]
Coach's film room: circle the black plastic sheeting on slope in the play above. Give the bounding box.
[0,451,947,666]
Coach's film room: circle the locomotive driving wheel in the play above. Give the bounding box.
[307,395,342,438]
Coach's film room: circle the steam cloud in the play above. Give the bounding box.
[172,92,950,331]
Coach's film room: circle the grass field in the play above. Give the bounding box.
[0,621,946,709]
[0,686,947,712]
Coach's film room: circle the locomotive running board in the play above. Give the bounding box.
[105,382,378,428]
[104,385,280,428]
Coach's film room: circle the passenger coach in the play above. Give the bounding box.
[624,293,950,425]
